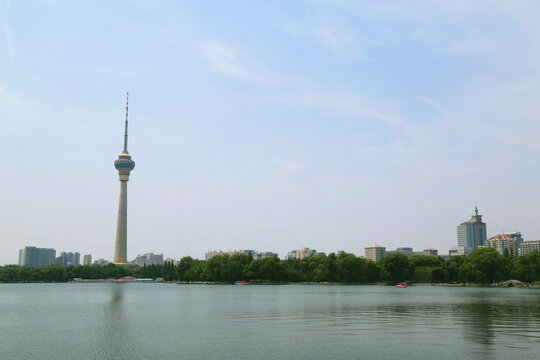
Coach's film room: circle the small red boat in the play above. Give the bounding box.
[234,281,246,285]
[395,282,407,288]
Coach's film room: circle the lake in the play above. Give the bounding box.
[1,284,539,359]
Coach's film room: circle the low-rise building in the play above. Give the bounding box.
[243,250,255,257]
[206,249,278,260]
[224,249,244,256]
[285,247,321,260]
[449,246,472,257]
[396,247,413,256]
[164,258,178,265]
[297,247,318,259]
[131,253,164,266]
[387,247,438,257]
[252,251,278,260]
[93,258,109,265]
[285,250,297,260]
[422,248,438,256]
[205,250,223,260]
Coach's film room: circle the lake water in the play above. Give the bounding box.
[1,284,539,359]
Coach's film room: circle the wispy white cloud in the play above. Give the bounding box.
[0,85,23,107]
[0,84,50,122]
[200,39,402,126]
[200,41,284,87]
[280,14,359,52]
[271,157,304,178]
[265,92,402,126]
[313,25,354,50]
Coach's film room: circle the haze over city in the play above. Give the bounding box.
[1,1,539,265]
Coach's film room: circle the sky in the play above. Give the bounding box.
[1,0,539,265]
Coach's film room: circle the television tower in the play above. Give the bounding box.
[113,92,135,264]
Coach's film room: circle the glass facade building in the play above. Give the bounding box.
[457,207,487,251]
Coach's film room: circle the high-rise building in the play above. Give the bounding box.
[18,247,56,267]
[114,92,135,265]
[519,240,540,256]
[365,244,385,261]
[457,206,487,251]
[486,235,518,258]
[503,232,523,249]
[56,252,80,267]
[83,254,92,265]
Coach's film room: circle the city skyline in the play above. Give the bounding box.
[1,1,540,265]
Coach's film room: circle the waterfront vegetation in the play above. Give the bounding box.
[1,248,540,285]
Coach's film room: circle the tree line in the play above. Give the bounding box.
[1,248,539,284]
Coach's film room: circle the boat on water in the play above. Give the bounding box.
[395,282,407,288]
[234,281,246,285]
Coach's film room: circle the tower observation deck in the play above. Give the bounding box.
[113,92,135,264]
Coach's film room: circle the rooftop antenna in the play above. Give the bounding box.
[475,204,478,216]
[123,91,129,152]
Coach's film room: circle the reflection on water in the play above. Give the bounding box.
[461,301,496,348]
[210,286,540,359]
[110,284,124,303]
[99,284,142,360]
[456,289,540,357]
[1,284,540,360]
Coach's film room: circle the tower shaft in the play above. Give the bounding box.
[114,180,128,264]
[113,91,135,265]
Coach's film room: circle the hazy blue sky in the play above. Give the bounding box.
[1,1,539,265]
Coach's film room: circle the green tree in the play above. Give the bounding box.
[378,253,411,283]
[442,256,466,283]
[248,257,285,281]
[466,248,509,283]
[512,251,540,282]
[335,254,379,283]
[176,257,197,281]
[282,259,302,282]
[409,255,445,268]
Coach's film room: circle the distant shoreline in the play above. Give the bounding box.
[1,280,539,288]
[176,281,540,288]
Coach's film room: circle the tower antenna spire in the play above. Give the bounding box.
[123,91,129,152]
